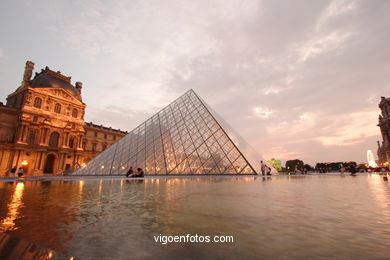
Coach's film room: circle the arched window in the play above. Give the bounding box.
[48,132,59,147]
[34,97,42,108]
[27,130,36,145]
[54,103,61,113]
[69,136,75,148]
[72,108,78,118]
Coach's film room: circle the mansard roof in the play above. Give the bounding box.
[30,67,82,101]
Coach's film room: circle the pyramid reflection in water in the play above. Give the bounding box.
[74,90,262,175]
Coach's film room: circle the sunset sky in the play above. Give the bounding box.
[1,0,389,165]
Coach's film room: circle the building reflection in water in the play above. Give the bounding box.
[0,182,24,232]
[0,232,72,260]
[367,174,390,220]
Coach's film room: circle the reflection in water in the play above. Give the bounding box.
[0,232,71,259]
[0,182,24,232]
[367,174,390,219]
[0,175,390,259]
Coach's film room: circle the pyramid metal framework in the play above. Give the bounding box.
[74,90,260,175]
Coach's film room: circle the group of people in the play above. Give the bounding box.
[340,164,358,176]
[9,166,25,178]
[295,168,308,174]
[260,161,272,176]
[126,167,144,178]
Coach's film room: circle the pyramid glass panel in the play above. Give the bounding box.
[74,89,266,176]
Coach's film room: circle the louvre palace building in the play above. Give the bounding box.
[377,96,390,165]
[0,61,127,176]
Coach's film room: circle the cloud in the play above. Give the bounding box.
[253,106,274,119]
[263,146,305,162]
[296,31,353,62]
[1,0,388,165]
[266,112,317,136]
[316,110,379,146]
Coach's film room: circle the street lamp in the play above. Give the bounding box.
[21,160,28,166]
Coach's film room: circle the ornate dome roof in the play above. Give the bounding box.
[30,67,82,101]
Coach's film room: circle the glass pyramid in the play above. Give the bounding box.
[74,89,263,176]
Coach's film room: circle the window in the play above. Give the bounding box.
[48,132,59,147]
[104,134,107,139]
[82,141,86,149]
[54,103,61,113]
[34,97,42,108]
[72,108,78,118]
[92,143,97,152]
[94,132,98,137]
[113,136,116,141]
[69,136,75,148]
[15,96,22,107]
[102,144,107,150]
[33,116,38,122]
[27,130,36,145]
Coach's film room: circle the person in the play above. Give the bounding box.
[340,164,345,174]
[130,168,144,178]
[260,161,266,175]
[135,168,144,177]
[266,166,272,176]
[126,166,133,178]
[349,164,357,176]
[10,166,16,177]
[17,167,24,178]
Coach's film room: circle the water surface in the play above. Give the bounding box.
[1,174,390,259]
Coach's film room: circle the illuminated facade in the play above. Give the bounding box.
[377,96,390,165]
[74,89,263,175]
[0,61,127,176]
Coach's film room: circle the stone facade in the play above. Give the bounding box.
[0,61,127,176]
[377,96,390,165]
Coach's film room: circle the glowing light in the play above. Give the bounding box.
[0,182,25,231]
[101,165,105,169]
[81,163,87,168]
[21,160,28,166]
[98,180,103,194]
[367,150,378,167]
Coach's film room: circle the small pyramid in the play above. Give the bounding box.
[74,90,262,175]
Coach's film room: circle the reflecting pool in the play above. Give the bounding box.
[1,174,390,259]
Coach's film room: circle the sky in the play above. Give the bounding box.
[0,0,389,165]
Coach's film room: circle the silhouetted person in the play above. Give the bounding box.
[349,165,357,176]
[17,167,24,177]
[260,161,266,175]
[10,166,16,177]
[266,166,272,176]
[136,168,144,177]
[129,168,144,178]
[126,167,133,178]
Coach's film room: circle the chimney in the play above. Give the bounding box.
[75,81,83,93]
[21,61,34,88]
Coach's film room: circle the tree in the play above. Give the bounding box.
[285,159,304,171]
